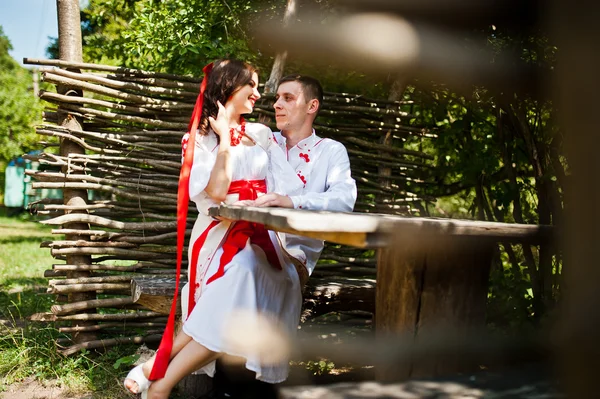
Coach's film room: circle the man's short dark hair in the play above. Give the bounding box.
[279,74,324,115]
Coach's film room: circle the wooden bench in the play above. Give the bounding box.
[131,205,553,382]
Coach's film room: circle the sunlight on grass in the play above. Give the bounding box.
[0,214,54,283]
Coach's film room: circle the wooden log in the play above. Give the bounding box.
[50,247,174,260]
[58,102,188,129]
[44,269,67,278]
[131,277,183,315]
[302,277,375,320]
[41,240,138,248]
[58,320,167,333]
[58,334,162,356]
[53,263,145,272]
[34,127,175,157]
[49,275,134,286]
[48,283,131,294]
[40,90,194,114]
[58,153,181,172]
[347,148,429,168]
[51,297,135,315]
[56,311,163,321]
[35,126,121,154]
[31,183,176,205]
[47,67,198,98]
[25,58,202,83]
[41,72,189,107]
[108,74,199,91]
[40,214,177,231]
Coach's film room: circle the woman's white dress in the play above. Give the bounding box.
[180,122,304,384]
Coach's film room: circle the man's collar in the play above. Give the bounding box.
[279,129,318,150]
[294,129,317,149]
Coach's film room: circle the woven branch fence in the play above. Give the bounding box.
[25,59,435,355]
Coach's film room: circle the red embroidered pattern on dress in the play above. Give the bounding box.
[299,152,310,163]
[181,133,190,158]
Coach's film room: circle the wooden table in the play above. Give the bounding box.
[209,205,553,381]
[132,205,553,381]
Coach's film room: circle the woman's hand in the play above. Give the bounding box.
[232,200,255,207]
[208,101,229,139]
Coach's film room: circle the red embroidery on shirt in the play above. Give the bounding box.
[299,152,310,163]
[314,138,325,147]
[297,173,307,185]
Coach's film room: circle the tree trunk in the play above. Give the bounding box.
[258,0,297,124]
[56,0,96,344]
[497,108,543,318]
[377,75,407,214]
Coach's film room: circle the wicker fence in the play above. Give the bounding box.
[25,59,435,354]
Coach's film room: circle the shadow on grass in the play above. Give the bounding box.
[0,235,52,245]
[0,279,53,319]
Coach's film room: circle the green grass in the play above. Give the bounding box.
[0,209,138,398]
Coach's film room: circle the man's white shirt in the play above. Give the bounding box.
[273,130,357,275]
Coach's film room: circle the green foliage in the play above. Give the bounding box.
[409,26,564,327]
[47,0,391,96]
[112,353,140,369]
[0,26,43,167]
[305,359,335,375]
[48,0,284,75]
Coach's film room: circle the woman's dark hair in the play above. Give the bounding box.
[199,59,258,135]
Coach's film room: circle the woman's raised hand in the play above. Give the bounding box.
[208,101,229,139]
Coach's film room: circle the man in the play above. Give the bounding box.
[254,74,357,280]
[213,75,357,398]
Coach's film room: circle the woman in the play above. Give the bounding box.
[124,59,304,399]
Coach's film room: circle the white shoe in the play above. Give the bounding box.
[124,364,151,398]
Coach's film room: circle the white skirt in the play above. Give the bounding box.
[181,221,302,384]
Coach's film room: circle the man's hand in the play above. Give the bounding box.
[254,193,294,208]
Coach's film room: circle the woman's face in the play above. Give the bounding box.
[228,72,260,114]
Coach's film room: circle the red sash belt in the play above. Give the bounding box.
[187,179,282,316]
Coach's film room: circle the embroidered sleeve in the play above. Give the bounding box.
[187,132,218,203]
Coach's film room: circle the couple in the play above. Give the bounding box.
[124,59,357,398]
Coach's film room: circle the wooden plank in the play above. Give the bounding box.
[132,276,376,317]
[210,206,382,247]
[209,206,554,246]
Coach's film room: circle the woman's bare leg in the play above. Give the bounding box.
[147,340,220,399]
[124,329,193,393]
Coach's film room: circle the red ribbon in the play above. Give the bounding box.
[149,62,213,381]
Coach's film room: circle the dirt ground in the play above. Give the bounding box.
[1,377,92,399]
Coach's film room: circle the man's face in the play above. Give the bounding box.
[274,81,311,132]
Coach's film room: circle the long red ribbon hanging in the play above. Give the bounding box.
[149,62,213,381]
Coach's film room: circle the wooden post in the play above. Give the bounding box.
[375,232,493,381]
[553,2,600,397]
[377,75,407,215]
[56,0,96,344]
